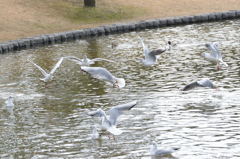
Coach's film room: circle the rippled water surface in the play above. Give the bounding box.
[0,20,240,159]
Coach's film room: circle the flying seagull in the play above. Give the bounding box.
[28,57,64,83]
[150,141,179,156]
[138,36,171,66]
[66,55,115,66]
[202,42,228,70]
[81,66,125,88]
[88,101,138,136]
[182,78,217,91]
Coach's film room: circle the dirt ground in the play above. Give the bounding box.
[0,0,239,42]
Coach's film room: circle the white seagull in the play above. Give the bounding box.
[28,57,64,82]
[138,36,171,66]
[81,66,125,88]
[90,125,100,140]
[5,96,14,107]
[66,55,115,66]
[150,141,179,157]
[202,42,228,70]
[5,96,15,115]
[182,78,217,91]
[88,101,138,136]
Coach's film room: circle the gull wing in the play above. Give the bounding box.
[108,101,137,125]
[91,58,116,63]
[182,79,215,91]
[138,36,150,57]
[212,43,222,59]
[81,66,115,82]
[88,109,104,117]
[212,43,228,66]
[65,56,83,65]
[202,52,217,62]
[49,57,64,75]
[154,149,175,156]
[149,48,166,56]
[206,43,220,59]
[65,56,82,61]
[28,59,48,77]
[197,78,214,88]
[182,81,200,91]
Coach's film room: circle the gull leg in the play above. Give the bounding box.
[216,63,221,71]
[112,135,116,141]
[107,134,116,140]
[44,82,50,88]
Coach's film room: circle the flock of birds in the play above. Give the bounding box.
[4,36,228,157]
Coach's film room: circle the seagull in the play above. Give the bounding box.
[150,141,179,156]
[65,55,115,66]
[81,66,125,88]
[138,36,171,66]
[182,78,217,91]
[5,96,14,107]
[90,125,100,140]
[88,101,138,136]
[28,57,64,82]
[202,42,228,70]
[5,96,14,115]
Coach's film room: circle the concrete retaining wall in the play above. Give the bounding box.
[0,10,240,54]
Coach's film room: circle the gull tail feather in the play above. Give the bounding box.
[116,78,126,88]
[107,127,123,135]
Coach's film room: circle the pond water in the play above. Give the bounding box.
[0,19,240,159]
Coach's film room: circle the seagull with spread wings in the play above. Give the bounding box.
[182,78,217,91]
[81,66,125,88]
[88,101,138,136]
[138,36,171,66]
[202,42,228,70]
[28,57,64,83]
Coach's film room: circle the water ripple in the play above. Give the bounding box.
[0,20,240,158]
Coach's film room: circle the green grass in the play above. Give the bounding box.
[52,1,146,24]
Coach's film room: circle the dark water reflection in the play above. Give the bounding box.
[0,20,240,159]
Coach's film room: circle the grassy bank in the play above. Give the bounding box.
[0,0,240,42]
[52,0,146,24]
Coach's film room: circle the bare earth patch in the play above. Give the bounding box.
[0,0,239,42]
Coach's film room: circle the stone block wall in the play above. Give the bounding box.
[0,10,239,54]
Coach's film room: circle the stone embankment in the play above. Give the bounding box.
[0,10,239,54]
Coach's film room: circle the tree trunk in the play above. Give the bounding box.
[84,0,96,7]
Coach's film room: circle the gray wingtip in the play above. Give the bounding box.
[129,100,138,109]
[181,81,199,91]
[172,147,180,151]
[133,100,138,104]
